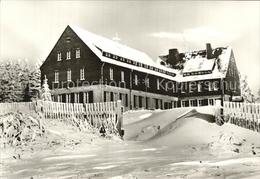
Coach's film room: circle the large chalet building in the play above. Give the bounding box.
[40,25,241,110]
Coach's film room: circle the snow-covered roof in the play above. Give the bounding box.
[70,25,232,82]
[182,56,215,73]
[70,25,180,80]
[178,47,232,82]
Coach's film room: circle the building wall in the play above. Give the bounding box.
[40,26,241,110]
[40,26,102,90]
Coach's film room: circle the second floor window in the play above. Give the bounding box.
[80,68,85,80]
[66,51,71,60]
[121,71,124,82]
[67,69,71,81]
[134,75,138,85]
[198,83,202,92]
[157,79,160,90]
[109,68,113,80]
[57,52,62,61]
[76,48,80,58]
[146,78,150,88]
[213,82,219,91]
[54,71,59,83]
[208,82,212,91]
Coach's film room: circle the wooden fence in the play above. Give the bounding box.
[0,100,124,136]
[223,101,260,132]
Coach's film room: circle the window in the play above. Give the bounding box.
[76,48,80,58]
[157,79,160,90]
[134,75,138,85]
[181,100,188,107]
[54,71,59,83]
[109,68,113,80]
[189,83,194,93]
[146,78,150,88]
[67,69,71,81]
[66,37,71,43]
[66,51,71,60]
[198,99,203,106]
[208,82,212,91]
[213,82,219,91]
[57,52,62,61]
[209,99,214,106]
[190,100,197,107]
[80,68,85,80]
[198,83,202,92]
[121,71,124,82]
[74,93,79,103]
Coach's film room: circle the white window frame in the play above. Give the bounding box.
[67,69,71,82]
[146,78,150,88]
[191,100,197,107]
[134,75,138,85]
[208,82,212,91]
[157,79,160,90]
[121,71,125,82]
[189,83,194,93]
[198,99,203,106]
[54,71,59,83]
[66,51,71,60]
[74,93,79,103]
[80,68,85,80]
[57,52,62,61]
[181,100,187,107]
[213,82,219,91]
[109,68,113,80]
[198,83,202,92]
[76,48,80,59]
[209,98,214,106]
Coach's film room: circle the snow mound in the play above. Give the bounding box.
[0,112,44,147]
[124,108,260,153]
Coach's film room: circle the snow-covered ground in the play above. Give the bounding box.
[1,107,260,179]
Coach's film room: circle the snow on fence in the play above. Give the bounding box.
[223,101,260,132]
[0,100,124,136]
[0,102,36,114]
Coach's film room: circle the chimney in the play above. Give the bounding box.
[168,48,180,66]
[206,43,213,59]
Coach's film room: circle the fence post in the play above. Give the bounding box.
[116,100,123,137]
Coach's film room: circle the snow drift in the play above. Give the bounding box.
[123,107,260,152]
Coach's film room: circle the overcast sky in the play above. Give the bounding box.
[1,1,259,93]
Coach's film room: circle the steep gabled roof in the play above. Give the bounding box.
[69,25,179,80]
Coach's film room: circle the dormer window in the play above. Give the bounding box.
[66,51,71,60]
[76,48,80,59]
[57,52,62,61]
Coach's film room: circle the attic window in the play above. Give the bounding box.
[66,37,71,43]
